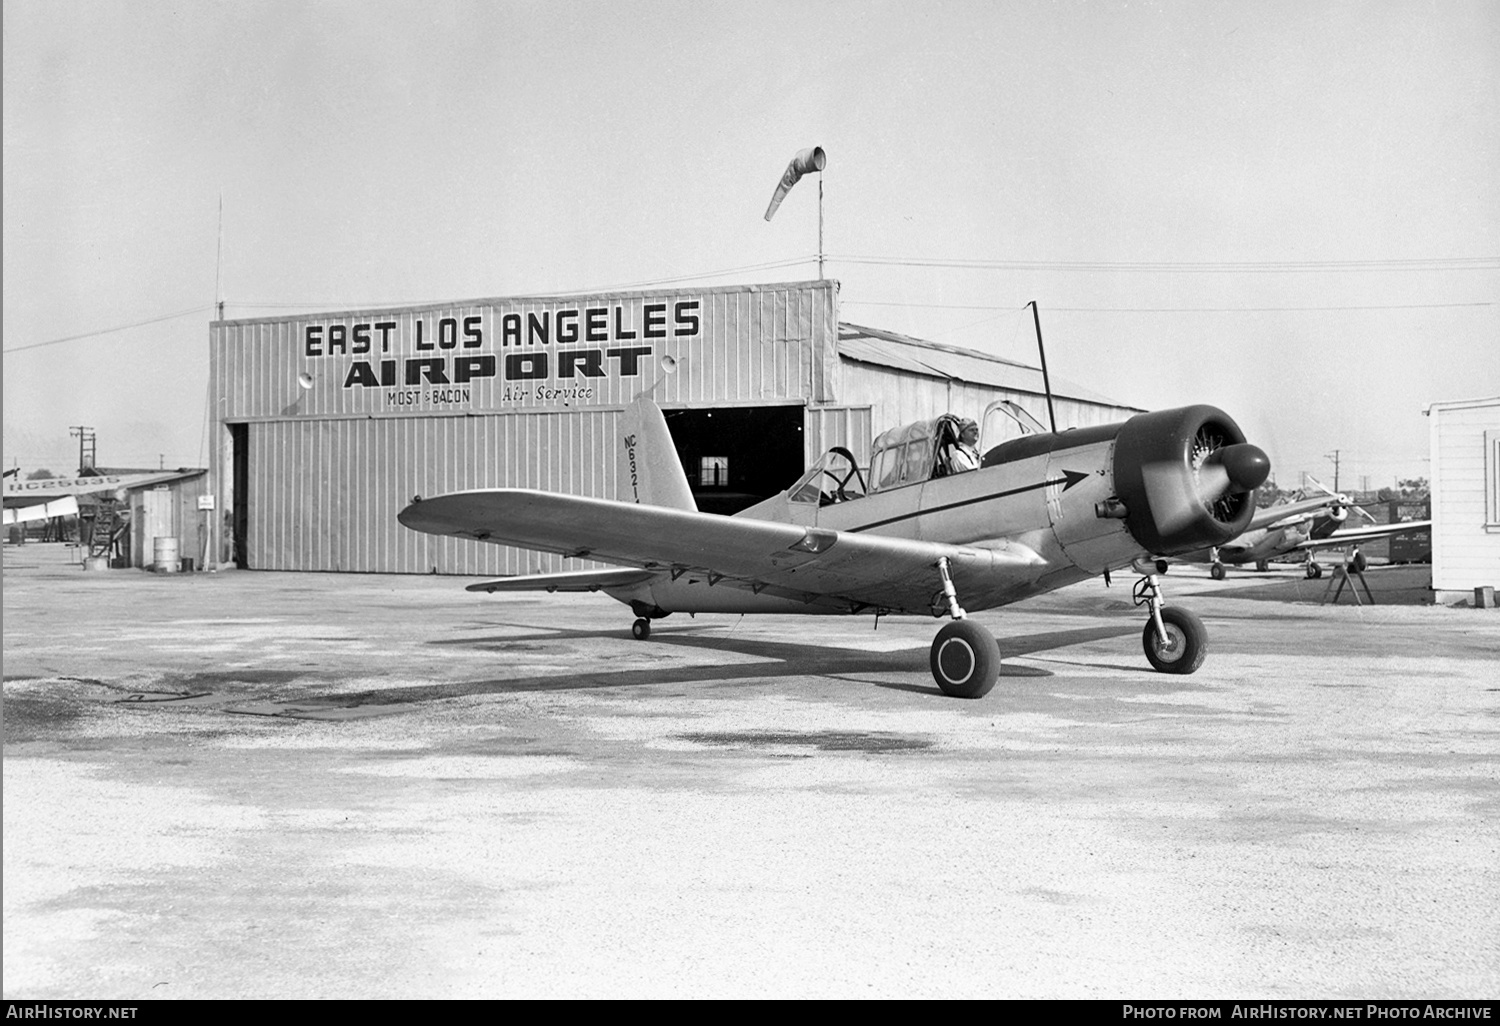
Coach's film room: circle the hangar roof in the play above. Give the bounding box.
[837,322,1139,411]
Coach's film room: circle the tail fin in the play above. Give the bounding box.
[619,396,697,511]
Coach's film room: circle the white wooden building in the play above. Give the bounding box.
[1425,396,1500,604]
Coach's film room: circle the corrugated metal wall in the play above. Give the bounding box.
[211,280,839,422]
[804,406,874,467]
[247,410,624,574]
[213,280,842,574]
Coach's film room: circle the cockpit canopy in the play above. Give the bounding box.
[868,415,965,492]
[789,400,1051,504]
[787,446,868,506]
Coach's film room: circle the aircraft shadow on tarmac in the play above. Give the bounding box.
[368,621,1147,703]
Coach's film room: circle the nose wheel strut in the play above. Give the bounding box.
[1133,564,1207,674]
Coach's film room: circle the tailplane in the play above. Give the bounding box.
[619,396,697,511]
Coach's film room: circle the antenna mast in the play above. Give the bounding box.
[1028,301,1058,433]
[215,193,224,320]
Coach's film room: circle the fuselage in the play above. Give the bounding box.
[604,405,1266,618]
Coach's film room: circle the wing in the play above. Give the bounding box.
[1289,519,1432,551]
[400,489,1046,612]
[1242,495,1341,533]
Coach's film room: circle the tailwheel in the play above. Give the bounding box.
[930,619,1000,699]
[631,617,652,640]
[1142,606,1207,674]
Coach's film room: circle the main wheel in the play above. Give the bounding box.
[1210,563,1226,580]
[930,620,1001,699]
[1255,560,1270,572]
[1142,606,1207,675]
[1306,561,1323,580]
[632,617,651,640]
[1349,550,1367,573]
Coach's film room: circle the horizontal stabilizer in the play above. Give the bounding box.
[466,568,656,594]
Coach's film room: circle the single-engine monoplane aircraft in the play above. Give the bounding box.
[1176,480,1431,579]
[398,395,1271,698]
[2,470,188,527]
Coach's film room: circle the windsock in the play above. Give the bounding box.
[764,146,826,221]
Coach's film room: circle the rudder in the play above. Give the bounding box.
[619,396,697,511]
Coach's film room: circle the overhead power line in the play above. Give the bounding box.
[842,299,1495,313]
[574,256,819,292]
[7,249,1493,354]
[832,254,1500,273]
[218,257,824,312]
[4,305,214,354]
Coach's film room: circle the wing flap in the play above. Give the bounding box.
[466,568,657,593]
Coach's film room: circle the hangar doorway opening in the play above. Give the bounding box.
[229,423,249,569]
[662,405,804,515]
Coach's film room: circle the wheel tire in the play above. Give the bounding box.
[1306,562,1322,580]
[632,617,651,640]
[1142,606,1208,675]
[1255,560,1269,573]
[1210,563,1226,581]
[1349,551,1367,573]
[930,620,1001,699]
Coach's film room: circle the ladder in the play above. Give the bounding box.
[89,501,125,561]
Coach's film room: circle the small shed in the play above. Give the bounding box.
[79,468,212,570]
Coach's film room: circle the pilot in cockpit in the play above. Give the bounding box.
[941,418,981,475]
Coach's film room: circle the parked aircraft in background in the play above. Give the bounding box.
[1179,481,1431,579]
[2,470,185,527]
[399,393,1272,699]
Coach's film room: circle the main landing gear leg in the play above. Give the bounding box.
[1133,560,1207,674]
[629,601,668,641]
[929,557,1001,699]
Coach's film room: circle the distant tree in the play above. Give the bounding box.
[25,468,56,480]
[1398,477,1429,498]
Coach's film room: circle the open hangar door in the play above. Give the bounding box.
[662,405,805,515]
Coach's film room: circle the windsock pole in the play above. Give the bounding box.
[765,147,827,279]
[818,176,824,279]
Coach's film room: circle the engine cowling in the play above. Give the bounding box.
[1113,405,1268,556]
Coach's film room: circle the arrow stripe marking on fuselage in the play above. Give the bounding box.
[848,475,1076,533]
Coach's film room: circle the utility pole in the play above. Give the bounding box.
[70,426,96,475]
[1325,449,1341,494]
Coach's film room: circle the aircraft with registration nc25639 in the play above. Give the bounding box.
[398,394,1272,699]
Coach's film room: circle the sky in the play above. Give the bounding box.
[4,0,1497,492]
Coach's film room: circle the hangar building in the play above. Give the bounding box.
[207,279,1141,575]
